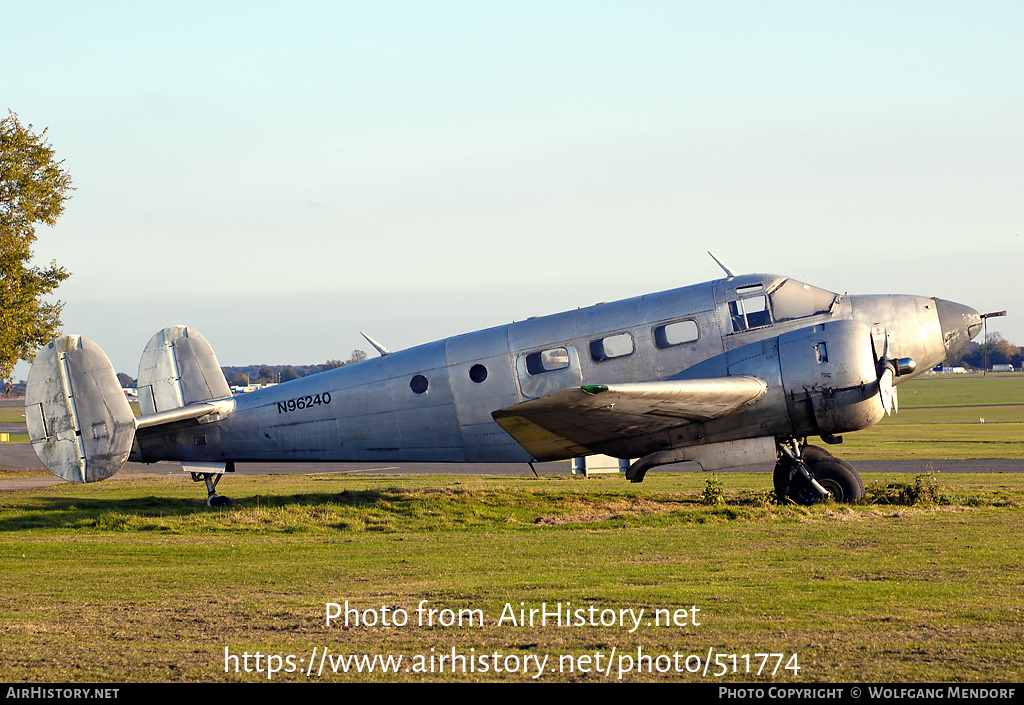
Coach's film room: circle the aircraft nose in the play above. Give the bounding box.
[934,298,983,357]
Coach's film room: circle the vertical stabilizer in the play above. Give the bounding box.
[137,326,231,415]
[25,335,136,483]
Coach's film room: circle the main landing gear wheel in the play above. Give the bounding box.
[773,444,831,500]
[774,443,865,505]
[788,458,864,504]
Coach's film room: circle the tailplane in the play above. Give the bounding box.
[25,327,234,502]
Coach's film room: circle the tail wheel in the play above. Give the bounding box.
[789,458,865,504]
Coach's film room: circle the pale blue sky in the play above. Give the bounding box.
[5,1,1022,377]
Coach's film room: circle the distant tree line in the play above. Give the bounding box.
[946,333,1022,370]
[6,350,371,393]
[220,350,368,387]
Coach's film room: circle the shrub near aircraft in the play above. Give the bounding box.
[25,255,983,506]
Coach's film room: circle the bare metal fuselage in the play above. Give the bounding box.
[129,273,978,469]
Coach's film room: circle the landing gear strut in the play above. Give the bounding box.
[183,461,235,507]
[774,438,865,505]
[191,472,232,507]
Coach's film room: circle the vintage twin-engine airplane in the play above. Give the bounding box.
[25,256,983,506]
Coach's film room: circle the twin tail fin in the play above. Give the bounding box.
[25,327,231,483]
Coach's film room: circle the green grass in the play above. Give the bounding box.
[838,374,1024,460]
[2,375,1022,681]
[1,472,1022,683]
[894,373,1024,407]
[0,406,28,424]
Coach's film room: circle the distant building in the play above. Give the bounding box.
[230,383,277,394]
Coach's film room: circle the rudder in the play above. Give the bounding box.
[137,326,231,414]
[24,335,136,483]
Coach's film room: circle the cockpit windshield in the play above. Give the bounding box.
[768,279,838,323]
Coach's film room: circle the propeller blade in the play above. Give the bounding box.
[879,366,895,416]
[874,329,909,416]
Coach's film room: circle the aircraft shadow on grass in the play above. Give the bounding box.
[2,489,419,531]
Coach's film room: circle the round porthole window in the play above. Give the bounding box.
[469,364,487,383]
[410,374,428,394]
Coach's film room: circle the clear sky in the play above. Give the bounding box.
[5,1,1023,379]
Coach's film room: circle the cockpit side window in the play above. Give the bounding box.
[730,295,770,332]
[727,279,837,333]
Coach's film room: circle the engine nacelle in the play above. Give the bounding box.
[779,319,886,437]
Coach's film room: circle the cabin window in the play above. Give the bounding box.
[589,333,635,362]
[410,375,428,394]
[654,320,699,349]
[525,347,570,375]
[469,364,488,383]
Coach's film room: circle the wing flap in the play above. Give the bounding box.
[492,377,767,461]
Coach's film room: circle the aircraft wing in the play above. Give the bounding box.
[492,377,767,461]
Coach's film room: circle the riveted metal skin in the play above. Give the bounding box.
[27,271,983,487]
[25,336,135,483]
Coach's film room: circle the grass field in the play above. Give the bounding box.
[1,471,1022,683]
[840,374,1024,460]
[1,374,1021,683]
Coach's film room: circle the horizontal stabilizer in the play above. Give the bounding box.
[135,398,234,430]
[492,377,767,461]
[25,336,136,483]
[25,328,235,485]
